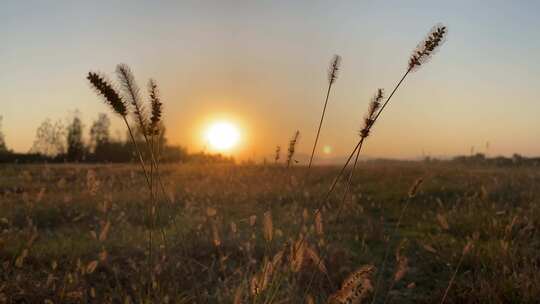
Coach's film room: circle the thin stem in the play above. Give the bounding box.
[302,137,364,299]
[300,68,412,299]
[123,116,151,190]
[440,250,467,304]
[122,116,154,281]
[286,139,361,276]
[372,69,410,124]
[308,82,334,170]
[294,140,362,242]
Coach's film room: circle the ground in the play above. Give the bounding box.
[0,162,539,303]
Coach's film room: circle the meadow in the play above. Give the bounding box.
[1,161,539,303]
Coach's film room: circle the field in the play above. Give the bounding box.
[1,162,539,303]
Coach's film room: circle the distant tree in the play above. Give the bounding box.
[0,116,7,153]
[89,113,111,153]
[66,115,86,161]
[30,119,65,157]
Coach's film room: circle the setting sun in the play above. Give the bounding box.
[205,121,241,151]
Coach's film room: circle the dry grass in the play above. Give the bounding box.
[1,163,539,303]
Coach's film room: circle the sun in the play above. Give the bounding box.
[205,121,241,151]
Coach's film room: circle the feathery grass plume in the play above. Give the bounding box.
[263,211,273,242]
[291,239,306,272]
[260,260,274,290]
[87,72,127,116]
[274,145,281,164]
[315,211,324,236]
[86,260,99,274]
[436,213,450,230]
[248,258,275,296]
[148,79,162,135]
[116,64,148,134]
[409,24,447,72]
[287,130,300,168]
[272,250,284,268]
[98,220,111,242]
[393,255,408,283]
[328,54,342,85]
[408,178,424,198]
[250,276,261,296]
[328,265,376,304]
[340,265,376,291]
[360,89,384,138]
[249,215,257,226]
[308,55,342,169]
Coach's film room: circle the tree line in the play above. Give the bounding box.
[0,113,233,164]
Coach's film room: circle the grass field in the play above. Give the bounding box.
[1,162,539,303]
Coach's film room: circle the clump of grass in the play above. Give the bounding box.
[87,64,168,286]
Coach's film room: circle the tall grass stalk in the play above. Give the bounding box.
[440,241,473,304]
[307,55,341,170]
[87,67,169,295]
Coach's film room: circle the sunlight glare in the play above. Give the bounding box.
[205,121,240,151]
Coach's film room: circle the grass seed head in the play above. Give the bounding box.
[328,54,342,85]
[329,265,376,304]
[148,78,163,135]
[315,211,324,236]
[87,72,128,116]
[116,63,148,134]
[263,211,273,242]
[408,23,447,72]
[360,89,384,138]
[408,178,424,198]
[287,130,300,168]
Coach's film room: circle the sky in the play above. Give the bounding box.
[1,0,540,160]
